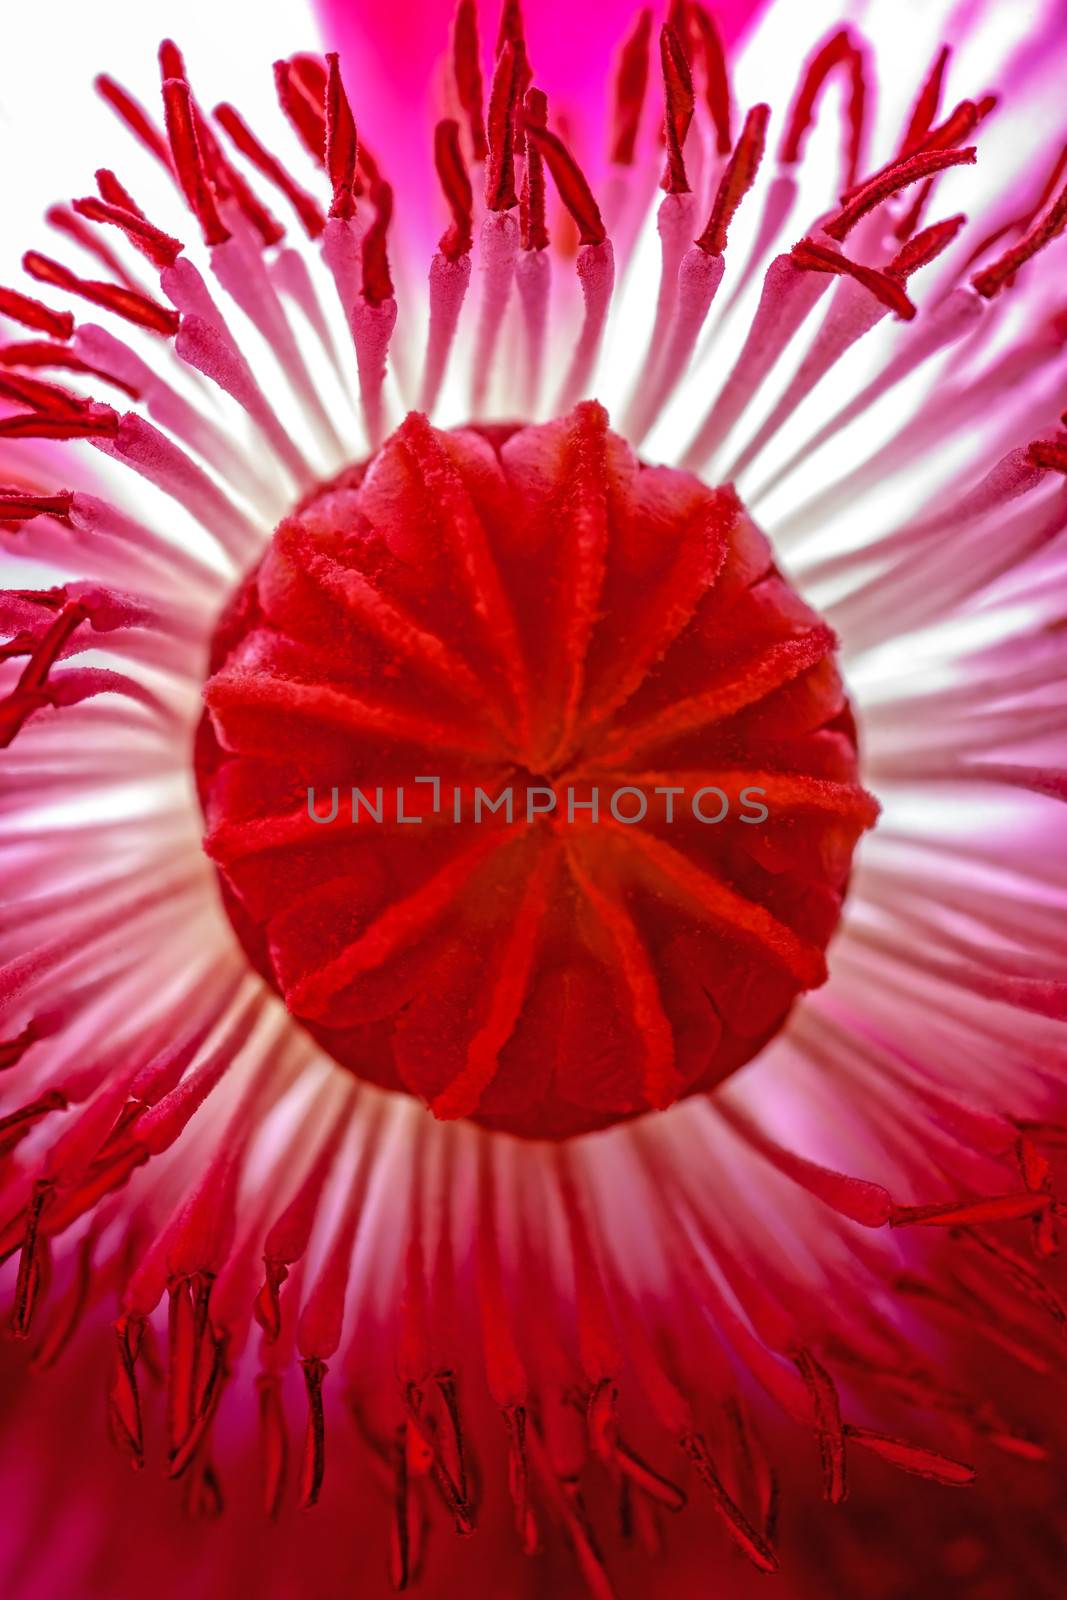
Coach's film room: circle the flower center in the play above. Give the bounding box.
[195,402,877,1138]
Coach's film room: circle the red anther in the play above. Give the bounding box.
[390,1426,415,1591]
[29,1228,95,1374]
[695,103,769,255]
[0,598,89,708]
[222,163,286,249]
[485,41,523,211]
[963,141,1067,271]
[791,238,916,320]
[680,1432,779,1574]
[452,0,488,163]
[973,176,1067,298]
[0,285,74,341]
[524,124,607,247]
[660,24,695,195]
[690,3,732,155]
[792,1349,847,1504]
[615,1438,688,1509]
[300,1356,329,1507]
[362,182,395,305]
[886,213,966,278]
[892,1191,1054,1228]
[825,146,976,242]
[159,38,186,82]
[324,53,358,222]
[496,0,525,57]
[780,29,867,188]
[520,91,549,251]
[609,9,652,166]
[256,1374,290,1520]
[666,0,691,55]
[0,411,118,441]
[1028,438,1067,474]
[434,119,474,260]
[162,78,231,247]
[109,1313,147,1467]
[0,488,72,523]
[926,95,994,153]
[166,1273,218,1469]
[95,74,172,169]
[899,45,950,155]
[11,1180,52,1340]
[215,104,326,238]
[844,1426,976,1486]
[0,368,88,418]
[847,94,988,219]
[0,342,142,401]
[72,196,183,270]
[45,205,143,296]
[22,251,181,337]
[96,168,145,217]
[274,57,327,165]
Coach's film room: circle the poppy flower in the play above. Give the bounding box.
[1,0,1066,1596]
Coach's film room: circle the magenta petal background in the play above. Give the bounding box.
[313,0,767,250]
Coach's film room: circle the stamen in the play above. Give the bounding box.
[791,239,917,320]
[11,1180,51,1340]
[22,251,180,337]
[273,58,327,164]
[824,146,976,242]
[0,488,73,522]
[45,206,145,295]
[452,0,488,163]
[609,9,652,166]
[962,140,1067,270]
[421,122,473,413]
[696,104,770,256]
[899,45,950,155]
[109,1312,147,1467]
[29,1227,95,1373]
[1028,438,1067,474]
[779,29,867,188]
[159,38,186,82]
[95,74,172,169]
[887,213,967,276]
[727,214,965,479]
[71,196,183,270]
[972,177,1067,297]
[360,178,395,305]
[256,1374,289,1520]
[325,53,358,221]
[299,1356,328,1507]
[792,1349,847,1503]
[520,90,549,252]
[496,0,525,57]
[96,168,143,214]
[844,1427,975,1486]
[214,103,326,238]
[161,78,231,247]
[679,1433,779,1574]
[470,209,520,415]
[660,24,695,195]
[690,3,732,155]
[524,125,607,247]
[717,1098,893,1223]
[486,41,523,210]
[891,1192,1055,1228]
[0,284,75,341]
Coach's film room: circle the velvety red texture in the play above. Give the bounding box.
[197,404,875,1137]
